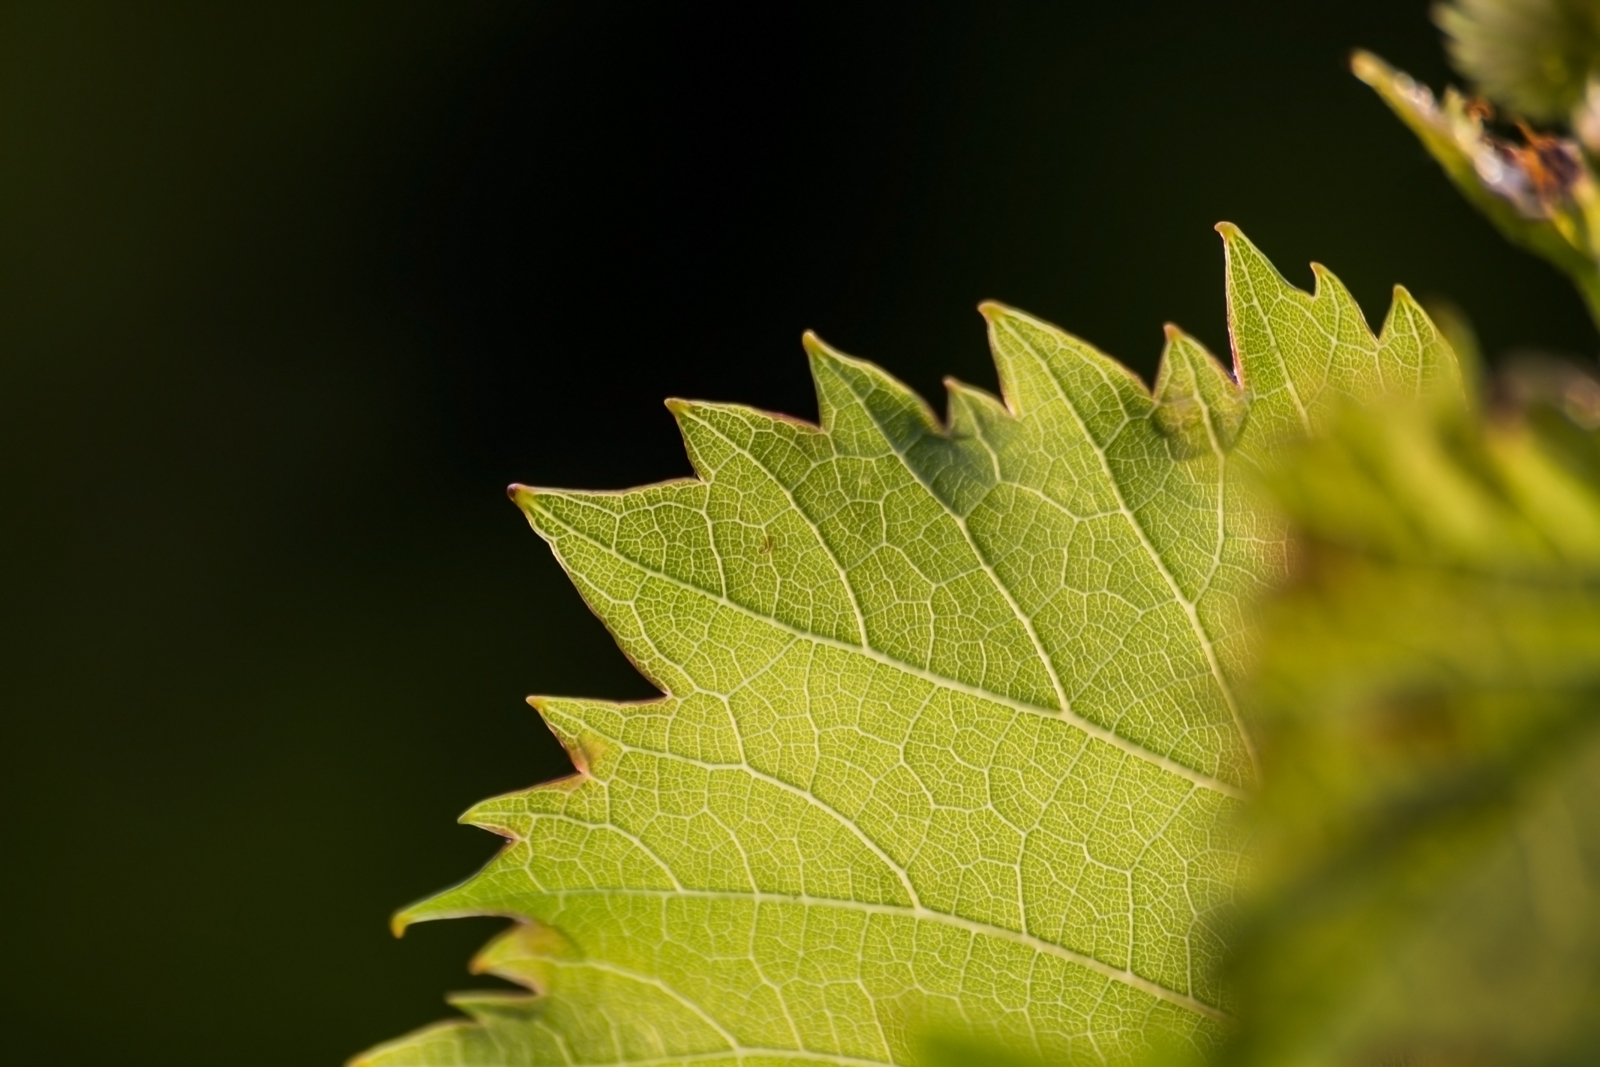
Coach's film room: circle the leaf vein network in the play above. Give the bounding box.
[683,409,872,647]
[987,317,1259,779]
[835,375,1076,720]
[541,886,1229,1021]
[544,510,1244,797]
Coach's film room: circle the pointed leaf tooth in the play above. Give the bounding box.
[451,702,603,837]
[463,929,743,1063]
[396,789,684,932]
[663,396,717,481]
[526,695,602,780]
[668,395,823,479]
[456,798,531,839]
[981,300,1153,434]
[515,482,724,602]
[980,300,1063,417]
[804,330,943,452]
[510,483,739,700]
[1377,284,1468,404]
[1153,324,1249,458]
[1307,261,1380,364]
[393,869,521,934]
[667,396,821,482]
[542,691,743,769]
[471,921,578,982]
[1219,222,1320,442]
[445,991,546,1022]
[1308,261,1371,325]
[662,397,867,645]
[944,377,1011,434]
[942,377,1015,493]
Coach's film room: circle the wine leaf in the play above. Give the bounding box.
[355,228,1460,1067]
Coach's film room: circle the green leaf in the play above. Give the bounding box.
[1227,389,1600,1066]
[355,228,1462,1067]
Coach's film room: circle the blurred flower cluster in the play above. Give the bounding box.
[1358,0,1600,324]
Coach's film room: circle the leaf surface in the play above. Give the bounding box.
[356,229,1461,1067]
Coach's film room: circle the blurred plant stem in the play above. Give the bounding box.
[1355,49,1600,331]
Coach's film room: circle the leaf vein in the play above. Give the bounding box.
[540,509,1244,798]
[990,317,1258,781]
[541,887,1230,1022]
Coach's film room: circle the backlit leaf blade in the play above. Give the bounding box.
[355,228,1461,1066]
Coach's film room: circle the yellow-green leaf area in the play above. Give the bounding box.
[358,228,1463,1067]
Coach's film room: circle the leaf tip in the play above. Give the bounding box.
[527,695,605,781]
[802,331,856,379]
[801,329,833,360]
[1389,284,1441,328]
[1350,48,1386,85]
[977,299,1017,323]
[1308,262,1346,300]
[1214,220,1241,241]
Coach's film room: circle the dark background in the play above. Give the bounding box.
[0,2,1591,1064]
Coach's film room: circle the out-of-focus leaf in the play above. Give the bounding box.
[1226,390,1600,1066]
[1436,0,1600,121]
[1420,297,1487,401]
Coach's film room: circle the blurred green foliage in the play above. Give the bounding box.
[1230,377,1600,1066]
[1246,9,1600,1060]
[1436,0,1600,121]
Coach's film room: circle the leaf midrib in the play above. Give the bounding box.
[532,956,902,1067]
[531,712,1226,1016]
[530,886,1228,1021]
[538,506,1243,797]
